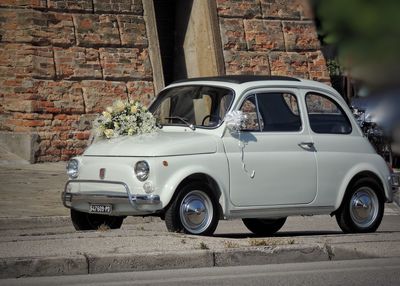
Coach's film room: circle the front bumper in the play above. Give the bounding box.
[62,179,161,215]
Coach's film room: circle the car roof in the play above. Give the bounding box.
[167,75,342,102]
[173,75,301,84]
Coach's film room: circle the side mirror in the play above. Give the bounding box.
[224,111,246,132]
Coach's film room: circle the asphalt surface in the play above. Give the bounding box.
[3,257,400,286]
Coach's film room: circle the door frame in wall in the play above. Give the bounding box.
[143,0,224,94]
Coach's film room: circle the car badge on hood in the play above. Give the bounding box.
[99,168,106,180]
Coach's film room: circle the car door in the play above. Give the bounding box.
[222,89,318,207]
[304,91,357,205]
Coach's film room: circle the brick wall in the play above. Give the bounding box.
[217,0,330,81]
[0,0,155,162]
[0,0,329,162]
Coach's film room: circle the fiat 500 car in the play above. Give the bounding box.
[62,75,396,235]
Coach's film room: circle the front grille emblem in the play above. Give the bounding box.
[99,168,106,180]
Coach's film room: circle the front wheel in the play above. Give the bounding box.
[70,209,124,231]
[164,182,219,236]
[335,177,384,233]
[242,217,287,236]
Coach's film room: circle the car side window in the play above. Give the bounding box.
[256,93,302,132]
[240,95,261,131]
[306,93,352,134]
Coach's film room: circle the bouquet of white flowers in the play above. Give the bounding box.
[92,100,158,140]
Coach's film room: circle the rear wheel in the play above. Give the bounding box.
[242,217,287,236]
[335,177,384,233]
[70,209,124,230]
[165,182,219,236]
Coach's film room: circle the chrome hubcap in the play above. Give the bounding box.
[179,190,213,234]
[350,187,379,228]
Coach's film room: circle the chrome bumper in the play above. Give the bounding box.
[62,179,161,209]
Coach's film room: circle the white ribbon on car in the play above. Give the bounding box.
[225,111,255,179]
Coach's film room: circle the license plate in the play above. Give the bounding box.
[89,204,112,214]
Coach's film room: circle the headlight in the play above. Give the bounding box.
[134,160,150,181]
[66,159,79,179]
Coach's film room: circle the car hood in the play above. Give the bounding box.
[84,131,218,157]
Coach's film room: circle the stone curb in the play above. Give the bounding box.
[0,243,375,279]
[0,256,87,279]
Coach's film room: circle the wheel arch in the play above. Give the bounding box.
[334,167,389,212]
[160,170,228,219]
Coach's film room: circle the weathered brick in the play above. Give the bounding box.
[0,44,54,79]
[0,10,32,43]
[54,47,102,80]
[260,0,313,20]
[34,80,85,113]
[219,18,247,51]
[99,48,152,80]
[74,14,121,47]
[2,98,35,112]
[73,130,91,140]
[48,0,93,11]
[32,46,55,79]
[244,19,285,51]
[269,51,309,78]
[0,10,75,46]
[283,21,319,51]
[0,79,32,91]
[0,45,26,79]
[216,0,261,18]
[13,112,53,120]
[126,81,154,106]
[0,0,47,9]
[306,51,330,82]
[81,80,128,113]
[93,0,143,15]
[224,51,270,75]
[117,15,147,47]
[76,114,96,131]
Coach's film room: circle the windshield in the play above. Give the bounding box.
[149,85,234,128]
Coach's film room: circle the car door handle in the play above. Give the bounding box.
[298,142,315,150]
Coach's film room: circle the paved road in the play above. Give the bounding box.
[0,162,399,280]
[0,163,67,218]
[1,213,399,264]
[3,257,400,286]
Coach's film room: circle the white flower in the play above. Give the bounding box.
[104,129,114,139]
[102,111,112,120]
[113,100,125,113]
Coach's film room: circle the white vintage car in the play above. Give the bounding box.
[62,76,396,236]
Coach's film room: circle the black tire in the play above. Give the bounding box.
[242,217,287,236]
[70,209,124,231]
[164,182,219,236]
[335,177,384,233]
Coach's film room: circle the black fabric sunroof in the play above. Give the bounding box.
[173,75,300,84]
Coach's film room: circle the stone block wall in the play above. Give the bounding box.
[0,0,155,162]
[217,0,330,82]
[0,0,330,162]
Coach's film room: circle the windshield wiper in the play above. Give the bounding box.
[164,116,195,131]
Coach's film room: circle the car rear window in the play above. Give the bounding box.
[306,93,352,134]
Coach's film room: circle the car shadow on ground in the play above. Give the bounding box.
[214,230,343,238]
[214,229,400,238]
